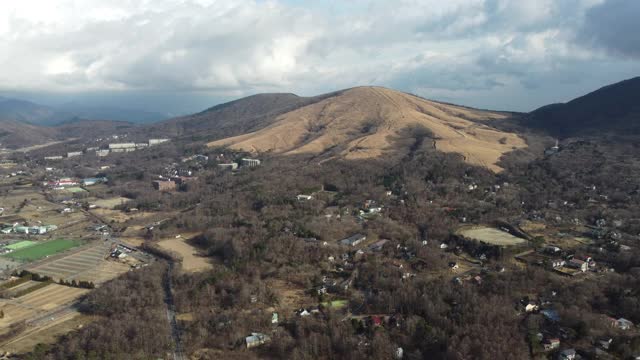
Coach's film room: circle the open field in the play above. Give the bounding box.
[26,241,129,283]
[0,313,92,354]
[457,227,527,246]
[0,283,88,329]
[92,197,131,209]
[3,239,81,262]
[157,236,211,272]
[6,240,36,251]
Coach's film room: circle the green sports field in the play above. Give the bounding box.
[6,240,37,250]
[3,239,81,262]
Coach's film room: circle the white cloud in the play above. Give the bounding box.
[0,0,638,112]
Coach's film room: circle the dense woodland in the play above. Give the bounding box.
[17,128,640,359]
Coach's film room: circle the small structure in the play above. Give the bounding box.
[83,177,107,186]
[241,158,261,167]
[567,259,588,272]
[449,262,459,270]
[109,143,136,152]
[543,338,560,350]
[368,239,390,252]
[148,138,169,146]
[296,194,313,201]
[558,348,576,360]
[44,155,63,160]
[613,317,634,330]
[218,163,238,171]
[152,180,176,191]
[67,151,83,158]
[339,233,366,247]
[96,149,110,157]
[245,332,270,349]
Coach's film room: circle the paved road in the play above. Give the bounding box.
[163,262,186,360]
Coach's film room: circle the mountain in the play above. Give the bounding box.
[58,104,169,123]
[147,92,332,139]
[527,76,640,137]
[202,86,526,172]
[0,96,70,125]
[0,119,57,149]
[0,96,169,126]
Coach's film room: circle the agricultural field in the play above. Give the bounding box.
[26,241,130,284]
[91,196,131,209]
[0,283,88,330]
[3,239,81,262]
[457,226,527,246]
[5,240,36,251]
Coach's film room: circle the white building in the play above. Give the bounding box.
[149,138,170,146]
[241,158,261,167]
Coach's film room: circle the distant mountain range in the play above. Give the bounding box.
[1,77,638,159]
[0,96,169,126]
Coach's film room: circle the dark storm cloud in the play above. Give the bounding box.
[579,0,640,59]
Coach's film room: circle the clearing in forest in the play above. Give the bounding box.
[457,227,527,246]
[157,236,212,272]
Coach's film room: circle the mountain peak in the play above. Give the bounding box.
[207,86,525,172]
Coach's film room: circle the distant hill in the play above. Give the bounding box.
[0,96,70,126]
[197,86,526,172]
[0,96,169,126]
[148,92,333,139]
[527,77,640,137]
[0,119,57,149]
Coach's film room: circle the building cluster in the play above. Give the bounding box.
[1,224,58,235]
[43,138,170,160]
[217,158,262,171]
[43,177,107,189]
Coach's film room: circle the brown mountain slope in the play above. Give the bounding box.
[0,119,56,149]
[208,87,526,172]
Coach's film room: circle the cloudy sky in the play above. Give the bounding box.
[0,0,639,115]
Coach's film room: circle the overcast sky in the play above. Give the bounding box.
[1,0,639,115]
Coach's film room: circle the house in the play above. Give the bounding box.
[525,303,539,313]
[296,194,313,201]
[96,149,110,157]
[152,180,176,191]
[368,239,389,252]
[67,151,83,158]
[148,138,170,146]
[83,177,107,186]
[245,332,270,348]
[440,243,449,250]
[558,348,576,360]
[567,259,588,272]
[109,143,136,152]
[541,309,560,322]
[614,317,634,330]
[340,234,366,247]
[218,163,238,171]
[241,158,261,167]
[543,338,560,350]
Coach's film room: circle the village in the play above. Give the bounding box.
[0,132,637,360]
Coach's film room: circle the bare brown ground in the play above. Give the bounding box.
[208,87,526,172]
[157,235,212,273]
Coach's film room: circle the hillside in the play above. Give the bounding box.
[527,76,640,137]
[0,96,69,126]
[206,86,527,172]
[148,92,333,139]
[0,119,57,149]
